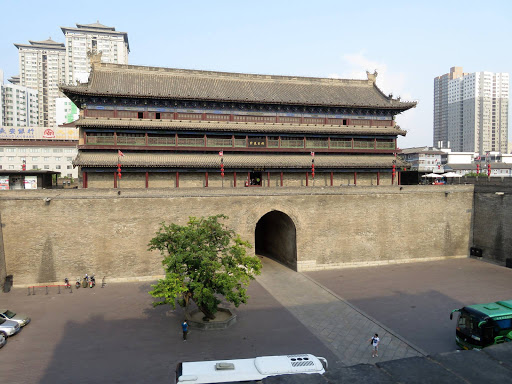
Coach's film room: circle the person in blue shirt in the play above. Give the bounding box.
[182,320,189,341]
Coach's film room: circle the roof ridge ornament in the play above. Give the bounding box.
[366,70,378,83]
[88,51,103,68]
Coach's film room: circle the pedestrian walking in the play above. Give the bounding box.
[369,333,379,357]
[182,320,189,341]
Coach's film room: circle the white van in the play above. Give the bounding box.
[175,354,327,383]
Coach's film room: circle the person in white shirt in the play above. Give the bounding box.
[369,333,380,357]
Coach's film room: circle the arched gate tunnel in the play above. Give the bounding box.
[255,210,297,270]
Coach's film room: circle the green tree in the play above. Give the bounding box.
[148,215,262,320]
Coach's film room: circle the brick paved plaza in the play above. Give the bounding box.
[2,257,511,383]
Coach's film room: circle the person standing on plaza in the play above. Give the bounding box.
[182,320,189,341]
[369,333,379,357]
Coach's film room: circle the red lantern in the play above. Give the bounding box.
[476,164,480,174]
[22,161,26,171]
[487,163,491,176]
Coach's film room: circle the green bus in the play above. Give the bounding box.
[450,300,512,350]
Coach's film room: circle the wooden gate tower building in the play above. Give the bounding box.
[61,59,416,188]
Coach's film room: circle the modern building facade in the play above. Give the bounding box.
[0,81,39,127]
[433,67,466,149]
[400,147,444,173]
[434,67,509,154]
[0,126,78,178]
[55,97,79,126]
[13,23,129,128]
[61,21,129,85]
[61,59,415,189]
[14,39,66,127]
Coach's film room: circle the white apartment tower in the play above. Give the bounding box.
[61,21,129,84]
[14,39,66,127]
[434,67,509,154]
[1,83,39,127]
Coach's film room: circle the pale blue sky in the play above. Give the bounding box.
[1,0,510,149]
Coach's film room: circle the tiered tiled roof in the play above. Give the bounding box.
[60,63,416,111]
[69,117,406,136]
[73,152,405,168]
[15,38,65,50]
[60,22,129,50]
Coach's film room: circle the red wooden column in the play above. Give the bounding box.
[377,172,380,186]
[83,172,88,188]
[306,172,309,186]
[280,172,283,187]
[233,172,237,187]
[114,172,117,188]
[205,172,209,187]
[330,172,333,186]
[114,132,117,146]
[84,131,87,144]
[176,172,179,188]
[398,171,401,185]
[267,172,270,187]
[354,172,357,185]
[145,172,149,188]
[247,172,250,185]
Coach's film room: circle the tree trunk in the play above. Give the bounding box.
[198,304,216,321]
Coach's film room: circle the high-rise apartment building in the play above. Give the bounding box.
[14,39,66,127]
[1,83,39,127]
[433,67,466,149]
[61,21,129,84]
[434,67,509,154]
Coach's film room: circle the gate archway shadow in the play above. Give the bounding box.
[255,210,297,271]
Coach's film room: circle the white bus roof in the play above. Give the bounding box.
[178,354,325,383]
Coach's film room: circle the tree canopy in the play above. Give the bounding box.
[148,215,262,320]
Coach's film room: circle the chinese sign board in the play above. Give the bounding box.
[0,126,78,140]
[248,138,266,147]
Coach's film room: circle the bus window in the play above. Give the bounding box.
[457,313,479,335]
[495,318,512,331]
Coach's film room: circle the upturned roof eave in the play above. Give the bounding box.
[59,86,416,112]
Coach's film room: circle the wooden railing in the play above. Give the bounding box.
[330,140,352,149]
[148,137,176,146]
[353,141,374,149]
[177,137,205,147]
[117,136,146,145]
[280,139,304,148]
[306,140,328,148]
[86,136,115,145]
[207,138,233,147]
[84,134,395,151]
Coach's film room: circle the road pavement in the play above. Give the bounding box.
[1,276,337,384]
[305,257,512,354]
[2,257,511,383]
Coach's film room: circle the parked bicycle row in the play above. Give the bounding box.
[27,275,106,295]
[64,274,99,289]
